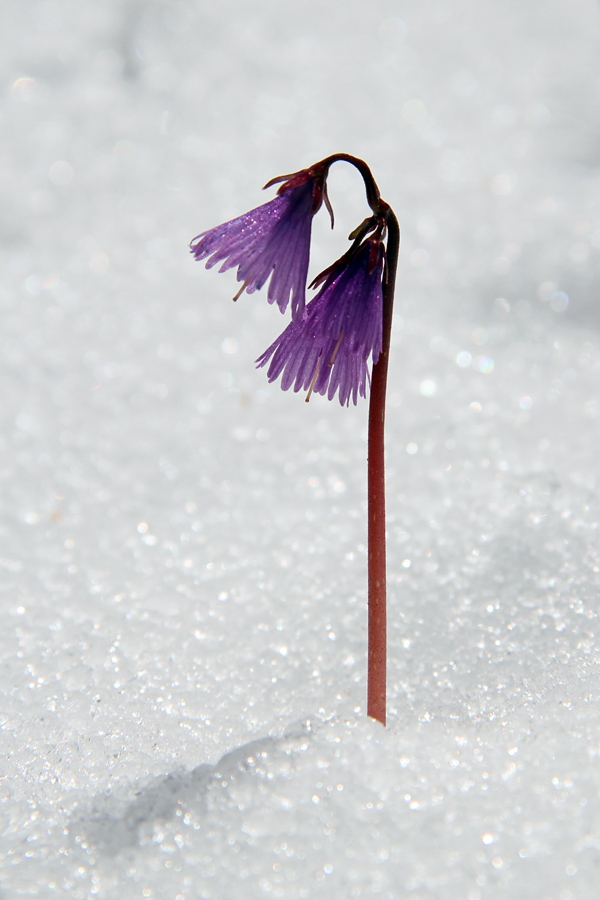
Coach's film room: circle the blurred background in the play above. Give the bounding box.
[2,1,600,896]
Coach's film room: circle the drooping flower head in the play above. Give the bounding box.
[190,166,332,321]
[190,154,399,727]
[256,230,385,406]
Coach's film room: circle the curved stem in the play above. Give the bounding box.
[313,154,399,725]
[314,153,382,214]
[367,205,399,726]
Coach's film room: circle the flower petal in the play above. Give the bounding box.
[190,179,316,318]
[256,240,384,405]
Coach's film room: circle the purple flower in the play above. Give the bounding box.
[256,239,384,406]
[190,170,327,321]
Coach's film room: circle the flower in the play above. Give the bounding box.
[256,239,384,406]
[190,169,328,320]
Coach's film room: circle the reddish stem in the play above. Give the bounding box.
[315,153,382,213]
[309,154,399,725]
[367,204,399,726]
[320,156,399,726]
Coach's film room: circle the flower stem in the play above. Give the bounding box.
[316,153,382,213]
[367,203,399,726]
[315,154,399,725]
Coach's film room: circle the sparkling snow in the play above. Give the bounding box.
[2,1,600,897]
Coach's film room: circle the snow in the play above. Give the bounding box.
[2,0,600,897]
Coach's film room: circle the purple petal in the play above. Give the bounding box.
[256,240,384,406]
[190,180,315,318]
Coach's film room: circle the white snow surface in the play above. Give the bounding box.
[2,0,600,897]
